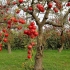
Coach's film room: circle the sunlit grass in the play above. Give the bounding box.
[0,49,70,70]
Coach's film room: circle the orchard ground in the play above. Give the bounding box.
[0,49,70,70]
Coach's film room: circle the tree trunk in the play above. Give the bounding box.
[58,43,64,52]
[58,29,64,52]
[34,26,44,70]
[7,43,11,54]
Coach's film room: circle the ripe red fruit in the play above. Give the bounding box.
[27,30,31,35]
[28,25,33,29]
[28,6,33,11]
[30,22,35,26]
[27,54,32,59]
[3,38,8,42]
[30,29,35,33]
[66,2,70,6]
[24,30,28,34]
[37,4,44,12]
[7,25,11,29]
[5,33,9,37]
[7,20,12,25]
[0,44,2,47]
[32,26,36,30]
[19,18,26,24]
[19,0,23,3]
[11,17,18,22]
[33,31,38,36]
[28,50,31,54]
[0,47,2,51]
[28,45,32,49]
[48,2,52,8]
[4,18,7,21]
[30,42,35,46]
[53,7,58,13]
[30,34,35,39]
[2,29,7,33]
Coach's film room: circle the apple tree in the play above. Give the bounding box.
[0,0,70,70]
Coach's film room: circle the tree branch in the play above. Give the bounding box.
[41,8,50,26]
[31,1,41,25]
[31,12,41,25]
[62,8,70,25]
[45,21,63,27]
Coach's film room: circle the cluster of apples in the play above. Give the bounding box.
[36,2,60,13]
[0,29,9,51]
[5,17,26,30]
[48,2,59,13]
[27,42,35,59]
[2,29,9,43]
[24,22,38,38]
[7,0,24,5]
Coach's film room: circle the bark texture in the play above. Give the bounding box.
[34,26,44,70]
[7,43,11,54]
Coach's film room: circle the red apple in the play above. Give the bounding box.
[28,45,32,49]
[28,6,33,11]
[33,31,38,36]
[11,17,18,22]
[66,2,70,6]
[5,33,9,37]
[30,42,35,46]
[28,25,33,29]
[30,22,35,26]
[0,47,2,51]
[19,0,23,3]
[4,18,7,21]
[7,20,12,25]
[24,30,28,34]
[7,25,11,29]
[2,29,7,33]
[3,38,8,42]
[53,7,58,13]
[37,4,44,12]
[0,43,2,47]
[19,18,26,24]
[27,54,32,59]
[48,2,53,8]
[28,50,31,54]
[30,34,35,39]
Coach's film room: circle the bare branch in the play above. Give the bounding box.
[32,12,41,25]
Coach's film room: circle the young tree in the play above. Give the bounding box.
[0,0,70,70]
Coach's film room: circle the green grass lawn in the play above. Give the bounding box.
[0,49,70,70]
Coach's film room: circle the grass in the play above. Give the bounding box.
[0,49,70,70]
